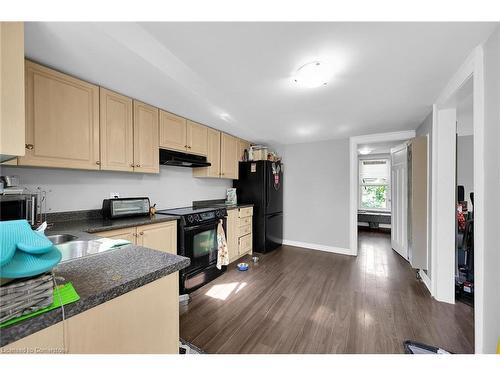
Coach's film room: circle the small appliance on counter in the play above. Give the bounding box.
[226,188,237,205]
[101,197,150,219]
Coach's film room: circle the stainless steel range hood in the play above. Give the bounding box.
[159,149,211,168]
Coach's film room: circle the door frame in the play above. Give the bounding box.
[349,130,416,256]
[433,45,484,353]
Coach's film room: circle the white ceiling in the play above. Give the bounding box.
[25,22,497,145]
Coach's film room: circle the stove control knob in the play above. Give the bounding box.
[187,215,194,223]
[194,214,201,222]
[216,210,223,218]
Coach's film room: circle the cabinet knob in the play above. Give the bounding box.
[96,161,101,165]
[25,144,34,150]
[136,164,141,167]
[139,231,144,236]
[185,145,188,148]
[130,163,135,167]
[188,146,192,149]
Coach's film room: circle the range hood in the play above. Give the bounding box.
[159,149,211,168]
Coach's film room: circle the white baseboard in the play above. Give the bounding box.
[283,239,354,256]
[419,269,432,294]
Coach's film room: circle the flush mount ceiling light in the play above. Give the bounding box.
[358,148,372,155]
[220,113,231,122]
[293,61,330,88]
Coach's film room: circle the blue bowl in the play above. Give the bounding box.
[237,262,249,271]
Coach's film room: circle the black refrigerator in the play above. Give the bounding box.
[234,160,283,253]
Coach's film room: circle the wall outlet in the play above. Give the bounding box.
[110,192,120,199]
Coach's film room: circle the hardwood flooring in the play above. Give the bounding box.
[180,231,474,353]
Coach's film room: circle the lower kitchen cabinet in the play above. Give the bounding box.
[226,207,253,263]
[2,273,179,354]
[137,221,177,254]
[94,221,177,254]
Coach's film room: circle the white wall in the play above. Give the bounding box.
[282,138,350,252]
[416,111,433,277]
[0,165,231,212]
[456,135,474,208]
[481,25,500,353]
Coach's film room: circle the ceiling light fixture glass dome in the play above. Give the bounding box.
[293,61,330,88]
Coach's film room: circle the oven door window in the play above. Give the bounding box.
[193,229,217,259]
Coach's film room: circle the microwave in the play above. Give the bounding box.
[0,193,39,226]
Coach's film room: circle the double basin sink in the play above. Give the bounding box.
[47,234,125,263]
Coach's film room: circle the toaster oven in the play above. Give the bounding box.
[101,197,150,219]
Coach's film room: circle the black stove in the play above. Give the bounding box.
[157,206,227,294]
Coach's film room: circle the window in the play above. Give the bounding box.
[359,159,390,211]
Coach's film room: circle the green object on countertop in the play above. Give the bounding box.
[0,282,80,328]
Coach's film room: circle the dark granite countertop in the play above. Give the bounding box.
[1,213,189,347]
[192,199,254,211]
[46,213,179,234]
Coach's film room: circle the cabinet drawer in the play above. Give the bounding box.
[238,207,253,218]
[238,216,251,227]
[238,223,252,237]
[238,233,252,254]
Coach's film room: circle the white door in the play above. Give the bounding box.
[391,145,408,260]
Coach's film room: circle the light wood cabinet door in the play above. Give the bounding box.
[137,221,177,254]
[133,101,159,174]
[226,209,239,262]
[186,120,208,156]
[99,88,133,172]
[0,22,25,160]
[220,133,239,179]
[193,127,220,178]
[94,227,137,245]
[238,139,251,162]
[159,110,187,152]
[19,61,100,170]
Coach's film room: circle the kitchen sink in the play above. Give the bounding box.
[47,234,78,245]
[56,239,127,263]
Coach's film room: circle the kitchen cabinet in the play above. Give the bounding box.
[99,88,134,172]
[226,207,253,263]
[187,120,208,156]
[95,221,177,254]
[2,274,179,354]
[159,111,208,156]
[0,22,25,162]
[94,227,137,244]
[220,133,239,179]
[159,110,187,153]
[226,209,239,262]
[238,139,251,162]
[136,221,177,255]
[193,127,221,178]
[133,101,159,174]
[19,61,100,170]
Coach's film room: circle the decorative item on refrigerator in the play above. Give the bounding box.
[226,188,237,205]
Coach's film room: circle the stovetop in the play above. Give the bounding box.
[157,206,227,226]
[157,206,223,216]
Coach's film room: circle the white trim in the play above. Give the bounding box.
[431,45,485,353]
[419,269,432,293]
[283,240,354,256]
[349,130,415,256]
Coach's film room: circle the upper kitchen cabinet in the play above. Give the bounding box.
[193,127,221,178]
[159,110,208,156]
[99,88,134,172]
[159,110,187,153]
[238,139,251,161]
[133,100,159,174]
[186,120,208,156]
[19,61,100,170]
[0,22,25,162]
[220,133,239,179]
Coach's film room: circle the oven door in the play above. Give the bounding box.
[183,221,220,274]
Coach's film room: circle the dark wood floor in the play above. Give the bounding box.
[180,231,474,353]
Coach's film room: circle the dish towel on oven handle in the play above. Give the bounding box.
[216,219,229,269]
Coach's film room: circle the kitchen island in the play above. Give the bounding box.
[0,215,189,354]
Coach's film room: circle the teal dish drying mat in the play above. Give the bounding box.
[0,282,80,328]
